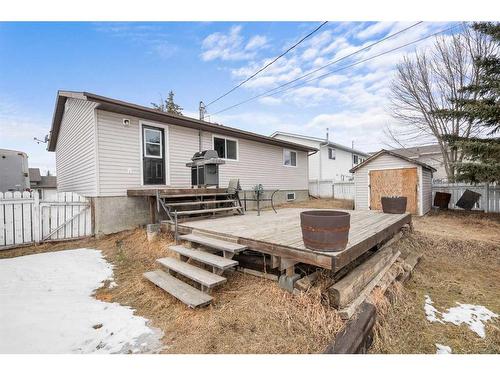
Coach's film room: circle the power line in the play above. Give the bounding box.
[212,23,458,116]
[205,21,329,107]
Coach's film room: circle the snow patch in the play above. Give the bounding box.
[0,249,163,354]
[435,343,452,354]
[424,294,497,339]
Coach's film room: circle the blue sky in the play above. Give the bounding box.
[0,21,456,174]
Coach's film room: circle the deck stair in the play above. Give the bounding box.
[156,190,244,221]
[144,233,244,308]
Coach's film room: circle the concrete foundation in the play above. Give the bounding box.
[92,196,151,235]
[278,273,301,292]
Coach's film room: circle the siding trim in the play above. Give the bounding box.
[138,120,171,186]
[93,108,100,196]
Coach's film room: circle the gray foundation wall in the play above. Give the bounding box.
[91,190,309,235]
[92,196,151,235]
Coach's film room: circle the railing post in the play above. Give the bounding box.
[174,211,179,245]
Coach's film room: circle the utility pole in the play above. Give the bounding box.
[199,101,206,121]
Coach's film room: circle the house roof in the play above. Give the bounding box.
[349,149,437,173]
[29,168,41,182]
[47,91,317,153]
[390,144,443,158]
[270,131,369,157]
[38,176,57,189]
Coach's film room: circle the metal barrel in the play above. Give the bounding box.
[300,210,350,252]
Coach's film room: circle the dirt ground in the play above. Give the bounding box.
[1,199,498,354]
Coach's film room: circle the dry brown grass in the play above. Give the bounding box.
[3,227,344,353]
[370,229,500,354]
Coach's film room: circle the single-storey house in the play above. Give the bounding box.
[47,91,316,234]
[29,168,58,200]
[270,131,369,198]
[350,149,436,216]
[390,144,448,181]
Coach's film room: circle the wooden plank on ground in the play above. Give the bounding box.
[338,250,401,320]
[144,269,212,308]
[328,245,396,308]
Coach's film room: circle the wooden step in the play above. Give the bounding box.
[163,192,231,198]
[170,245,238,270]
[180,233,247,254]
[174,206,241,216]
[157,257,226,288]
[143,270,212,308]
[166,199,236,207]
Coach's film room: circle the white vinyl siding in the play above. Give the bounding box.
[93,110,308,195]
[202,133,308,191]
[421,167,433,215]
[55,98,98,196]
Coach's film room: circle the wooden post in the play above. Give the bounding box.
[174,211,179,245]
[149,196,156,223]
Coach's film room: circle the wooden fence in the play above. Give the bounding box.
[431,182,500,213]
[0,191,92,250]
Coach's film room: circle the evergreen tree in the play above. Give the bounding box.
[435,22,500,183]
[151,90,183,115]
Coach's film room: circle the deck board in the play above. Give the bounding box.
[176,208,411,271]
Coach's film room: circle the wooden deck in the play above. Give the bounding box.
[127,187,227,197]
[175,208,411,272]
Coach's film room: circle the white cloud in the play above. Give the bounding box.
[356,22,397,40]
[246,35,268,50]
[201,25,267,61]
[258,96,282,106]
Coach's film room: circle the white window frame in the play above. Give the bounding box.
[353,154,359,165]
[139,120,171,186]
[286,192,296,201]
[328,147,336,160]
[212,134,239,161]
[283,149,297,167]
[143,127,163,159]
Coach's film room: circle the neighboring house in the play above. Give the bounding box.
[270,131,369,198]
[0,149,30,192]
[350,149,436,216]
[47,91,316,234]
[29,168,58,200]
[390,144,447,181]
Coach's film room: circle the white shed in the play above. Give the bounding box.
[350,150,437,216]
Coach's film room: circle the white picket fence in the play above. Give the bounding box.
[309,179,355,199]
[0,191,92,249]
[432,182,500,213]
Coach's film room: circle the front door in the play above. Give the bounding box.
[369,167,418,214]
[142,125,165,185]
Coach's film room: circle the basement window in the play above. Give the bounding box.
[213,136,238,160]
[283,149,297,167]
[286,192,296,201]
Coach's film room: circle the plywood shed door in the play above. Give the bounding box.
[369,167,418,214]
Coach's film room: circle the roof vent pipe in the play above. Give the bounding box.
[326,128,329,142]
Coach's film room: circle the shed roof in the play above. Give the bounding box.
[349,149,437,173]
[47,91,317,153]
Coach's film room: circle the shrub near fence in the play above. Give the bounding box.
[0,191,92,249]
[431,182,500,213]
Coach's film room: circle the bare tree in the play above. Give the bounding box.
[386,23,497,180]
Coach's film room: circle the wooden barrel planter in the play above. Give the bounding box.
[300,210,350,252]
[381,196,407,214]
